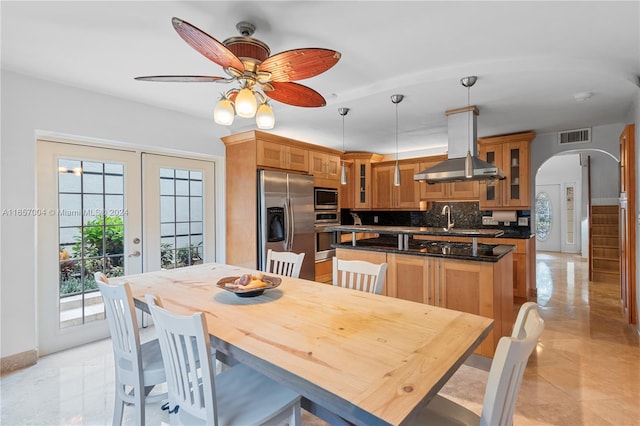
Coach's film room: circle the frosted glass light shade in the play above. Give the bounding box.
[393,162,401,186]
[213,98,235,125]
[256,103,275,129]
[465,151,473,178]
[340,162,347,185]
[235,87,258,118]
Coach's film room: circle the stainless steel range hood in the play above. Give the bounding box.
[414,105,505,183]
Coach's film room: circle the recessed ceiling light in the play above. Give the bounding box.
[573,91,593,102]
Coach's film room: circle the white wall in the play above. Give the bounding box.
[1,70,229,359]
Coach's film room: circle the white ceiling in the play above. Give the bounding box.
[2,1,639,156]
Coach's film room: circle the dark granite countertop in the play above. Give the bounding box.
[326,225,504,238]
[333,236,515,262]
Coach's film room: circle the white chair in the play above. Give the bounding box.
[265,249,305,278]
[145,294,302,426]
[97,277,166,426]
[511,302,540,339]
[413,303,545,426]
[332,257,387,295]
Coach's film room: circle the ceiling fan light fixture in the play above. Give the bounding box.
[137,17,341,129]
[235,86,258,118]
[213,96,235,126]
[256,102,275,129]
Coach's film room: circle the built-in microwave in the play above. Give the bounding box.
[314,187,339,210]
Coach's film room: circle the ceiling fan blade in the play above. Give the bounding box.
[259,48,341,82]
[172,17,244,73]
[267,82,326,107]
[135,75,227,82]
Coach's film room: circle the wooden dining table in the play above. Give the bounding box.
[116,262,493,426]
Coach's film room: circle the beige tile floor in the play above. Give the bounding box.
[439,252,640,426]
[1,252,639,425]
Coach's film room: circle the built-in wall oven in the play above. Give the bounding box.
[314,210,339,262]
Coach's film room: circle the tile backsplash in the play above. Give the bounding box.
[342,202,532,236]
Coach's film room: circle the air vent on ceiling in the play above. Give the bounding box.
[558,128,591,145]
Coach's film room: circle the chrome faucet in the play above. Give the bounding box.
[442,205,454,231]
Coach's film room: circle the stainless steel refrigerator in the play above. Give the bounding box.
[258,170,315,280]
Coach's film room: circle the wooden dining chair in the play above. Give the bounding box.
[265,249,305,278]
[145,294,302,426]
[97,277,166,426]
[413,302,545,426]
[332,257,387,295]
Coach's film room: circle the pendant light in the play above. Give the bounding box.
[338,107,350,185]
[461,76,477,178]
[391,94,404,186]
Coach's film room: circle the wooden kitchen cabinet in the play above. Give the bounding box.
[222,130,342,270]
[257,139,309,172]
[419,155,479,201]
[372,161,421,209]
[310,150,341,181]
[339,161,354,209]
[478,131,535,210]
[341,152,383,209]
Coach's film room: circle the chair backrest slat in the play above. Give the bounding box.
[332,257,387,295]
[265,249,305,278]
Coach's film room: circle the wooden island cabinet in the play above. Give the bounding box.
[335,234,514,358]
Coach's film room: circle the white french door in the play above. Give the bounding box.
[36,141,216,355]
[37,141,142,355]
[141,153,215,272]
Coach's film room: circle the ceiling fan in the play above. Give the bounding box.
[135,17,342,128]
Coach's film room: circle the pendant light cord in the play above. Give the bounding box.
[342,114,345,152]
[467,84,471,154]
[395,102,399,163]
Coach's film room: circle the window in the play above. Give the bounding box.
[58,159,125,328]
[159,168,204,269]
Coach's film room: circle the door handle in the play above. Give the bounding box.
[128,250,141,257]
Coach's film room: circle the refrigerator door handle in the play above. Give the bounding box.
[283,198,291,250]
[287,197,295,251]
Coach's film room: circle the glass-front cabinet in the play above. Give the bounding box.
[342,152,383,209]
[478,131,535,210]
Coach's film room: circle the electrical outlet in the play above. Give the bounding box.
[518,217,528,226]
[482,216,498,225]
[374,216,379,224]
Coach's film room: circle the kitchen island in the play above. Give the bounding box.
[327,225,514,358]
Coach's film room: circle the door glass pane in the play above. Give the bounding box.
[566,186,575,244]
[159,168,204,269]
[58,159,125,329]
[535,192,552,241]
